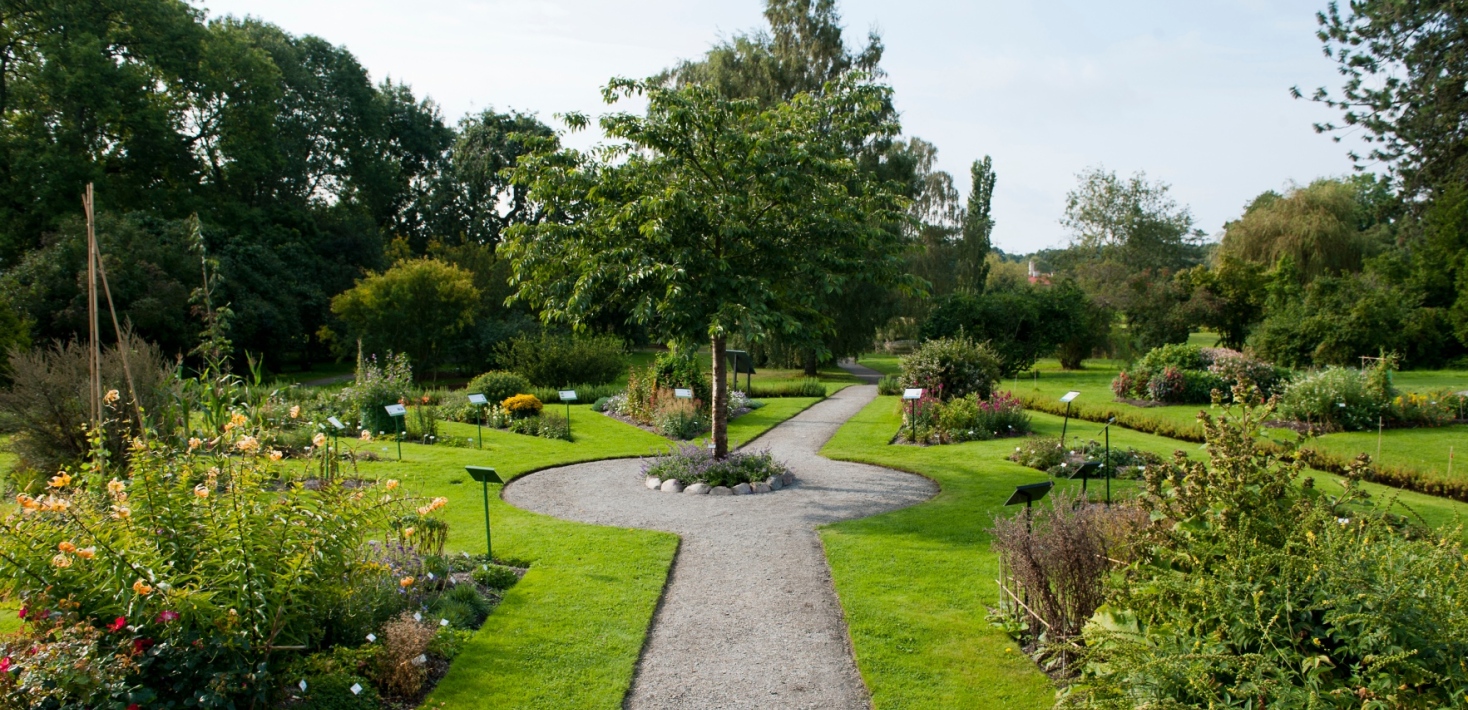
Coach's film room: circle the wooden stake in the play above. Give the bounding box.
[84,184,101,430]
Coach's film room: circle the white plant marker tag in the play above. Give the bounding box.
[412,654,428,666]
[366,633,377,643]
[427,572,435,580]
[414,612,422,622]
[299,680,308,692]
[350,683,363,695]
[440,618,450,627]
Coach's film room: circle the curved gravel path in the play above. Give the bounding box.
[504,384,936,709]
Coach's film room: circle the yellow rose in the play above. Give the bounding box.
[76,547,96,560]
[48,472,72,488]
[289,405,301,419]
[107,479,126,497]
[133,579,154,595]
[399,576,415,588]
[385,479,399,491]
[312,433,327,448]
[188,437,202,451]
[359,430,372,442]
[103,389,120,404]
[268,450,284,462]
[57,541,76,553]
[194,484,210,499]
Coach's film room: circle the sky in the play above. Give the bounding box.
[193,0,1365,254]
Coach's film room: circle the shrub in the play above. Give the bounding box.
[501,393,543,418]
[1144,366,1186,402]
[899,336,1002,400]
[1115,345,1280,404]
[295,671,380,710]
[1135,342,1207,372]
[466,370,532,404]
[653,397,708,440]
[591,396,612,412]
[747,378,826,398]
[529,383,622,404]
[432,583,492,628]
[496,332,627,386]
[1008,436,1165,480]
[643,444,791,488]
[1009,436,1068,471]
[374,612,436,699]
[1064,397,1468,707]
[471,563,521,590]
[0,333,173,485]
[992,491,1145,643]
[343,352,414,436]
[1277,365,1391,430]
[405,401,440,442]
[536,412,571,441]
[654,351,711,403]
[876,374,902,395]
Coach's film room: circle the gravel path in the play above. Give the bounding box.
[503,385,935,709]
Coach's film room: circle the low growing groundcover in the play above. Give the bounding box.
[327,399,821,708]
[817,398,1468,709]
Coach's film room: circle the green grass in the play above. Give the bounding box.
[1298,425,1468,484]
[818,398,1468,708]
[1392,369,1468,393]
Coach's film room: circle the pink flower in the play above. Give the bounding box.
[131,638,153,654]
[16,607,25,620]
[155,610,179,623]
[107,616,127,632]
[0,657,11,673]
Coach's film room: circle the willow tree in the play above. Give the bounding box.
[503,75,911,456]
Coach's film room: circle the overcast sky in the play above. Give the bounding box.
[194,0,1364,254]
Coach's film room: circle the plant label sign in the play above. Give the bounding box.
[467,393,488,405]
[1060,391,1081,403]
[674,388,693,399]
[559,390,578,401]
[902,388,924,401]
[384,404,407,417]
[327,416,345,430]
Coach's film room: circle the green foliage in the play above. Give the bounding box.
[1220,179,1377,279]
[1113,345,1284,405]
[899,336,1002,400]
[901,391,1031,444]
[1062,167,1203,273]
[652,351,711,403]
[496,332,628,387]
[329,258,480,374]
[747,378,827,398]
[1007,436,1163,480]
[433,583,492,628]
[876,374,902,396]
[1065,398,1468,707]
[922,281,1110,374]
[471,563,521,591]
[1277,364,1393,431]
[405,402,440,442]
[295,672,380,710]
[343,353,413,436]
[643,444,792,488]
[652,399,709,440]
[503,71,912,456]
[529,383,622,404]
[467,370,532,404]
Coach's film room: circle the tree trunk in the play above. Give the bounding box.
[802,349,818,377]
[711,334,729,458]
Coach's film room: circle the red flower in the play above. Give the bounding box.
[15,607,24,619]
[155,610,179,624]
[107,616,127,632]
[0,657,11,673]
[127,705,140,710]
[131,638,153,654]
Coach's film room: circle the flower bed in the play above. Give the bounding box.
[897,391,1031,444]
[1007,435,1164,480]
[1111,344,1287,405]
[642,444,793,493]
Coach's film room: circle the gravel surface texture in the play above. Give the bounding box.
[503,384,935,709]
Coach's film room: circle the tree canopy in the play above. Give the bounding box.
[503,75,911,455]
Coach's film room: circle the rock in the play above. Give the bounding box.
[752,482,771,494]
[781,472,795,486]
[766,476,783,491]
[660,479,684,493]
[732,483,752,495]
[710,486,733,496]
[685,482,711,495]
[645,477,662,490]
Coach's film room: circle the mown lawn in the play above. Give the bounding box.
[338,399,821,708]
[818,398,1468,709]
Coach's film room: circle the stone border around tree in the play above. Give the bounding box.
[643,472,796,496]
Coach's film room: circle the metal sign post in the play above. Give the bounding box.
[903,388,924,442]
[327,416,346,479]
[1003,481,1054,532]
[1067,460,1102,498]
[467,394,488,448]
[1099,417,1116,505]
[559,390,577,438]
[464,466,502,559]
[385,404,407,460]
[1059,391,1081,448]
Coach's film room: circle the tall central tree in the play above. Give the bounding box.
[504,75,911,456]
